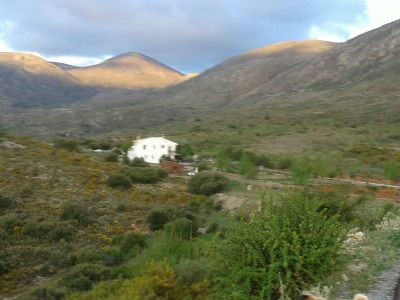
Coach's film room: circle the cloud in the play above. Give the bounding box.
[0,0,367,72]
[309,0,400,42]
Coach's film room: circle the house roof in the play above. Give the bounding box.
[134,137,178,145]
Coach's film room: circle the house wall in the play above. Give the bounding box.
[127,138,177,164]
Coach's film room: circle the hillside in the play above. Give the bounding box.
[66,53,185,89]
[0,20,399,147]
[0,53,96,108]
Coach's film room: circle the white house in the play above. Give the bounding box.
[127,136,178,164]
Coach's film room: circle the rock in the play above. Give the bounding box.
[0,141,26,149]
[197,227,207,235]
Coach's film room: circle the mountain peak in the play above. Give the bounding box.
[66,52,184,88]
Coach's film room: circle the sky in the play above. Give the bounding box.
[0,0,399,73]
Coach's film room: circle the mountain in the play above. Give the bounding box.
[0,53,95,107]
[0,20,399,139]
[66,52,185,89]
[51,61,78,70]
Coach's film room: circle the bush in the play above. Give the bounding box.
[61,202,92,226]
[238,154,257,178]
[106,173,132,189]
[28,287,65,300]
[164,218,198,240]
[384,161,400,181]
[0,195,12,210]
[62,263,112,292]
[291,159,312,185]
[104,153,118,162]
[188,172,229,196]
[22,221,74,241]
[147,208,175,231]
[53,139,79,152]
[214,192,349,299]
[122,167,167,184]
[129,157,148,167]
[116,232,147,255]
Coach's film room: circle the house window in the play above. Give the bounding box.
[153,145,156,149]
[143,145,147,150]
[161,145,165,148]
[151,155,154,159]
[144,155,148,159]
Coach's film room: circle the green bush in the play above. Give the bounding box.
[22,221,74,241]
[27,287,65,300]
[384,161,400,180]
[164,218,198,240]
[214,192,349,299]
[122,167,167,184]
[128,157,148,167]
[116,232,147,255]
[53,139,79,152]
[188,172,229,196]
[61,202,92,226]
[0,195,12,210]
[146,208,174,231]
[291,159,312,185]
[62,263,112,292]
[238,154,258,178]
[106,173,132,189]
[104,153,118,162]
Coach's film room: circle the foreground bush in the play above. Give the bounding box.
[188,172,229,196]
[214,192,349,299]
[122,167,167,184]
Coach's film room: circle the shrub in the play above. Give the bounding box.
[116,232,147,255]
[0,195,12,210]
[188,172,229,196]
[22,221,74,241]
[28,287,65,300]
[238,154,257,178]
[214,192,349,299]
[104,153,118,162]
[62,263,112,292]
[53,139,79,152]
[291,159,312,185]
[61,202,92,226]
[106,173,132,189]
[147,208,174,231]
[129,157,148,167]
[122,167,167,184]
[384,161,400,181]
[164,218,198,240]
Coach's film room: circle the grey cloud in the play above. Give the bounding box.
[0,0,366,72]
